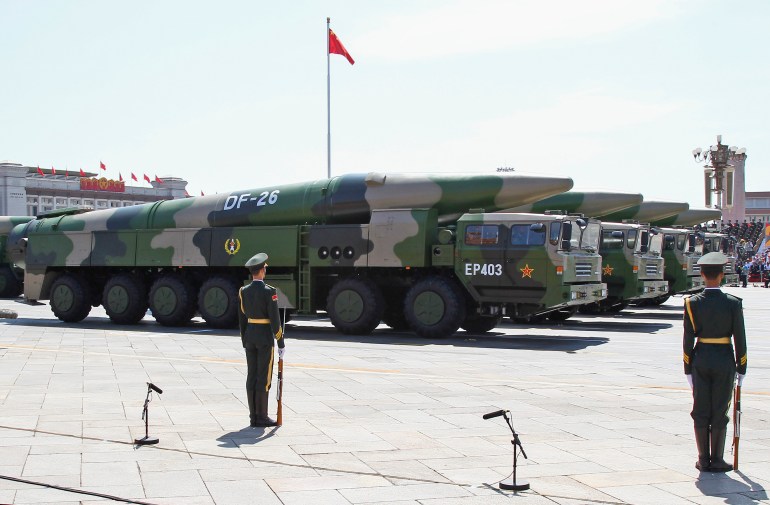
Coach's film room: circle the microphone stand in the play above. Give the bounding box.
[500,411,529,491]
[134,384,159,446]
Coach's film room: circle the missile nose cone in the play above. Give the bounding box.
[495,175,573,209]
[633,201,690,223]
[576,192,644,217]
[666,208,722,227]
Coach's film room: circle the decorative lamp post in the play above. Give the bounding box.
[692,135,746,210]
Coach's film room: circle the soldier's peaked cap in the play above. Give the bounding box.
[245,252,268,268]
[697,252,728,266]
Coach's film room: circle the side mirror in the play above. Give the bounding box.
[640,230,649,254]
[576,218,587,230]
[561,222,572,250]
[664,235,675,243]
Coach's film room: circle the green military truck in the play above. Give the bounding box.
[703,231,740,286]
[0,216,34,298]
[643,227,704,305]
[5,172,607,337]
[579,221,668,313]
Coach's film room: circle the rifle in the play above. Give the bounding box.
[733,384,741,470]
[276,308,286,427]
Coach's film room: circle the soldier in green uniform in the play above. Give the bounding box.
[683,252,747,472]
[239,253,286,427]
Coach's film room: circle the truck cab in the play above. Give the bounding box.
[656,227,704,303]
[581,221,668,312]
[703,232,740,286]
[454,212,606,322]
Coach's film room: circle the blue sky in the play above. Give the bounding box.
[1,0,768,205]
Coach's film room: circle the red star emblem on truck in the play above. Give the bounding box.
[603,264,614,276]
[520,264,534,278]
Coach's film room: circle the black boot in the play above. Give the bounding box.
[694,427,710,471]
[247,389,258,427]
[256,390,277,427]
[709,427,733,472]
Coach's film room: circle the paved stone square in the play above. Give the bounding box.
[0,286,768,504]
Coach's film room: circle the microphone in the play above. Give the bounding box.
[483,409,506,420]
[147,383,163,394]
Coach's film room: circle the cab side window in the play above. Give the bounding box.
[601,230,623,250]
[549,222,561,245]
[676,234,686,250]
[465,225,500,246]
[511,224,545,246]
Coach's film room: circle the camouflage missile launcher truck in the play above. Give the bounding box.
[702,231,740,286]
[0,216,34,298]
[6,172,608,338]
[642,227,704,305]
[579,221,668,313]
[457,212,606,327]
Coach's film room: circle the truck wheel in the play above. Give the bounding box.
[149,275,197,326]
[103,274,147,325]
[50,273,92,323]
[327,278,384,335]
[547,307,577,321]
[0,266,22,298]
[461,314,501,334]
[405,277,466,338]
[649,295,670,306]
[198,276,240,329]
[607,302,628,313]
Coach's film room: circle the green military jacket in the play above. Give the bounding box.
[683,289,747,374]
[238,280,284,348]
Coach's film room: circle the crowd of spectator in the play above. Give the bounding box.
[723,220,770,288]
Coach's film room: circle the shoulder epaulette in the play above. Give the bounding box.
[726,293,743,302]
[265,283,276,290]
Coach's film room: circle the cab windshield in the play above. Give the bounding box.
[570,221,600,252]
[649,233,663,255]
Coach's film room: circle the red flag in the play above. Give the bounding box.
[51,166,56,175]
[329,29,355,65]
[79,168,85,177]
[143,174,151,183]
[131,173,138,181]
[155,175,164,184]
[65,168,69,177]
[100,161,106,170]
[119,173,123,182]
[37,166,44,176]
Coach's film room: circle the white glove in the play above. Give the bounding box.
[686,375,693,390]
[278,347,285,360]
[737,373,745,386]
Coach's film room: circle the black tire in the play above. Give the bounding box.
[49,273,92,323]
[103,274,148,325]
[607,302,629,313]
[198,276,241,329]
[382,295,409,331]
[0,266,22,298]
[461,314,502,334]
[327,278,385,335]
[149,275,197,326]
[547,307,578,321]
[578,303,603,314]
[404,277,466,338]
[649,295,670,306]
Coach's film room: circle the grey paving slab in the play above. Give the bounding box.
[1,287,769,504]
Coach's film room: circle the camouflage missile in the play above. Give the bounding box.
[0,216,34,235]
[597,201,689,223]
[33,172,574,232]
[650,208,722,227]
[502,191,643,217]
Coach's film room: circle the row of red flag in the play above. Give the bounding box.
[36,161,164,184]
[36,162,207,197]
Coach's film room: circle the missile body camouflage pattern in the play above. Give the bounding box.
[598,201,690,223]
[650,208,722,227]
[653,227,704,302]
[0,216,34,298]
[579,221,668,313]
[6,172,604,338]
[503,191,643,218]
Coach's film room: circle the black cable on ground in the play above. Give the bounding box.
[0,474,156,505]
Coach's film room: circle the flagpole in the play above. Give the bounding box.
[327,17,331,179]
